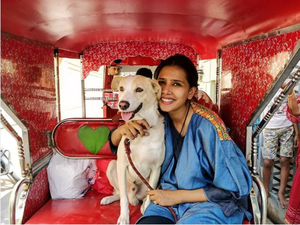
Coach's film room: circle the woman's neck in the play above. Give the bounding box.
[169,102,192,135]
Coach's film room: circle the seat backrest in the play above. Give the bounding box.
[52,118,123,158]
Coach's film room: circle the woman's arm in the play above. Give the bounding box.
[110,120,150,146]
[288,91,300,116]
[147,184,249,217]
[146,188,207,206]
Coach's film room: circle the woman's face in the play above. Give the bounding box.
[157,65,195,115]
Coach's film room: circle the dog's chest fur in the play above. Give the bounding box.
[117,114,164,181]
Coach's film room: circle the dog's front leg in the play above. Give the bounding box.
[117,158,130,225]
[100,160,120,205]
[140,167,161,214]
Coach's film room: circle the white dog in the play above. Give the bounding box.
[100,75,165,224]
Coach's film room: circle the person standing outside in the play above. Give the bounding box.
[107,65,120,76]
[262,87,299,209]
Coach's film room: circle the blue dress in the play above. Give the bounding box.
[138,102,252,224]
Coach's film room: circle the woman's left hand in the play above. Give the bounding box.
[146,189,181,206]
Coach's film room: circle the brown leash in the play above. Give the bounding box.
[124,138,178,222]
[112,112,122,122]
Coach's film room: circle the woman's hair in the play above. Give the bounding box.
[154,54,198,88]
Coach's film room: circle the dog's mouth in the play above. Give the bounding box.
[121,103,143,121]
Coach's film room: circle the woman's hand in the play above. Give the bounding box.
[146,190,181,207]
[117,120,150,140]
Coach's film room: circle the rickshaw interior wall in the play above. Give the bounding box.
[1,33,57,162]
[220,30,300,151]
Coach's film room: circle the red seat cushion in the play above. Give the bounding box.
[25,189,142,224]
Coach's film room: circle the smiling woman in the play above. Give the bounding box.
[109,55,252,224]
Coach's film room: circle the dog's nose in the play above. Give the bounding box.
[119,101,130,110]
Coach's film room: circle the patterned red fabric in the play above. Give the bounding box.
[221,30,300,151]
[82,41,197,78]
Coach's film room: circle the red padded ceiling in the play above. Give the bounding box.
[2,0,300,58]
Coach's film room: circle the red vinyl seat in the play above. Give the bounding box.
[25,189,142,224]
[25,188,252,224]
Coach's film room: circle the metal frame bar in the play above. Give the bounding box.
[1,95,31,167]
[1,149,11,176]
[54,49,61,122]
[9,178,31,224]
[80,54,86,117]
[31,150,53,176]
[0,114,27,178]
[251,175,268,224]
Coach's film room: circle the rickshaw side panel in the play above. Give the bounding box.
[1,33,57,162]
[23,168,50,223]
[220,30,300,151]
[1,33,57,223]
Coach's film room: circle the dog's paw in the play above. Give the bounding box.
[100,196,118,205]
[117,215,129,225]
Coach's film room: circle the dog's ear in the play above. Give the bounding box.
[111,76,123,91]
[150,79,161,101]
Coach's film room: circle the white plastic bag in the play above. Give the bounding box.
[47,151,98,199]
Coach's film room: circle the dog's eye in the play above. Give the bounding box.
[136,87,143,93]
[119,86,124,92]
